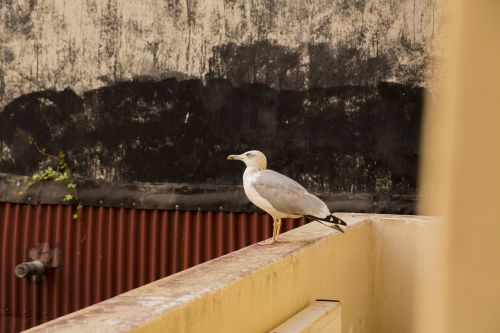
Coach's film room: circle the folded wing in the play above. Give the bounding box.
[252,170,330,218]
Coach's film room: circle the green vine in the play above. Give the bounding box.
[18,139,83,220]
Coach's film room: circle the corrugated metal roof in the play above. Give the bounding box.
[0,202,306,333]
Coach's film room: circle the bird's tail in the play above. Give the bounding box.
[306,214,347,226]
[305,214,347,233]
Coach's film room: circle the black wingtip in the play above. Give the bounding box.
[304,214,347,226]
[304,214,348,232]
[329,215,347,226]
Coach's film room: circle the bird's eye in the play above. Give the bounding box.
[246,153,252,157]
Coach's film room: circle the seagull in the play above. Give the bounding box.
[227,150,347,244]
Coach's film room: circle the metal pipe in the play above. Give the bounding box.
[15,260,46,278]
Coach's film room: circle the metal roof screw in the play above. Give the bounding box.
[219,206,223,211]
[99,200,103,205]
[27,196,31,201]
[175,204,179,210]
[132,202,136,206]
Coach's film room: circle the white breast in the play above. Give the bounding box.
[243,168,289,219]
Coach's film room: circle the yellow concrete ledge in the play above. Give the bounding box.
[269,300,341,333]
[25,213,436,333]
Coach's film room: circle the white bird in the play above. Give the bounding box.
[227,150,346,244]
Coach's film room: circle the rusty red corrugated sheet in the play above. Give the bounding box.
[0,202,307,333]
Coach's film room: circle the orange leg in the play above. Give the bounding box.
[272,218,282,244]
[271,218,278,243]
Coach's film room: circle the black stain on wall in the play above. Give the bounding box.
[0,77,422,211]
[0,37,427,213]
[207,41,304,90]
[208,40,426,89]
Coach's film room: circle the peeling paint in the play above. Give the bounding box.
[0,0,443,214]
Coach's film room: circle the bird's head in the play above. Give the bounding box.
[227,150,267,170]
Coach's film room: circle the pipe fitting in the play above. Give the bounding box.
[15,260,46,278]
[14,244,62,282]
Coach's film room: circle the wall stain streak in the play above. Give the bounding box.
[0,0,446,108]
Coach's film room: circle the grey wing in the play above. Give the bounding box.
[253,170,330,218]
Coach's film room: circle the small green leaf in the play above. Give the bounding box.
[17,191,24,196]
[77,203,83,209]
[72,213,79,220]
[66,182,76,189]
[55,173,68,182]
[40,170,51,180]
[63,194,73,202]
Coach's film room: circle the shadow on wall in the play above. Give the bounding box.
[0,77,423,200]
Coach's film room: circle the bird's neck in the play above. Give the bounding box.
[244,166,265,174]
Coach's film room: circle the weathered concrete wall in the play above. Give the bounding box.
[0,80,422,212]
[0,0,446,213]
[0,0,445,108]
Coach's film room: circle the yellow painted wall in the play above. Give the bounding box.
[418,1,500,332]
[131,219,374,333]
[27,214,437,333]
[371,216,438,333]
